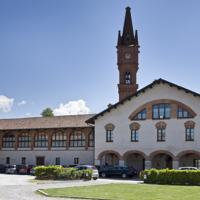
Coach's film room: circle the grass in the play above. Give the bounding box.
[39,183,200,200]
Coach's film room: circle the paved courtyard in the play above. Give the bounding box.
[0,174,142,200]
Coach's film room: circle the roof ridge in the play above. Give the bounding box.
[0,113,95,121]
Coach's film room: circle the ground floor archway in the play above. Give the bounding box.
[150,151,174,169]
[123,151,146,172]
[98,150,120,167]
[177,151,200,168]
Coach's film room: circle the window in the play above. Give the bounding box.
[70,132,85,147]
[88,132,94,147]
[133,109,146,120]
[106,130,113,142]
[55,157,61,165]
[153,104,171,119]
[157,128,165,141]
[6,157,10,165]
[18,133,31,148]
[34,133,48,148]
[21,157,26,165]
[125,72,131,85]
[185,128,194,141]
[3,134,15,148]
[52,132,66,147]
[74,157,79,165]
[131,130,139,142]
[177,107,192,118]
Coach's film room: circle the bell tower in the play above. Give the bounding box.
[117,7,140,101]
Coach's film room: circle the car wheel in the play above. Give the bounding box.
[93,177,98,180]
[122,173,127,179]
[101,172,106,178]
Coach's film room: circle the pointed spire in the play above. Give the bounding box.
[121,6,135,45]
[117,31,122,46]
[134,30,139,46]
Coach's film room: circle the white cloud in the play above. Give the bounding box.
[53,99,91,116]
[0,95,14,112]
[18,100,27,106]
[25,113,32,117]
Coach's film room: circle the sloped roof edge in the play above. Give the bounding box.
[86,78,200,124]
[0,114,95,130]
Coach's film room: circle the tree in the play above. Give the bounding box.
[41,107,54,117]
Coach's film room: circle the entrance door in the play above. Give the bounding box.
[36,156,45,166]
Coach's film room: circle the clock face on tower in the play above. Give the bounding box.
[125,53,131,59]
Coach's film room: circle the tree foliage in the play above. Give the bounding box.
[41,107,54,117]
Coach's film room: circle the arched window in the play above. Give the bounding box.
[129,122,140,142]
[52,131,66,147]
[133,109,146,120]
[35,132,48,148]
[156,122,167,142]
[153,104,171,119]
[185,121,195,141]
[177,107,193,118]
[125,72,131,85]
[70,131,85,147]
[88,132,94,147]
[3,133,15,148]
[18,133,31,148]
[105,123,115,143]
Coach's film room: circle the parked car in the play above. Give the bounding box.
[178,167,198,170]
[100,166,137,178]
[0,164,6,173]
[75,165,99,180]
[6,165,17,174]
[18,165,28,174]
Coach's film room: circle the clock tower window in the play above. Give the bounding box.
[125,72,131,85]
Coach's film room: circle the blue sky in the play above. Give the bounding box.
[0,0,200,118]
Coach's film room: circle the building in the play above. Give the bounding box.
[1,7,200,171]
[86,7,200,171]
[0,115,94,166]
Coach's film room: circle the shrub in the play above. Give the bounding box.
[140,169,200,185]
[35,165,62,180]
[35,166,92,180]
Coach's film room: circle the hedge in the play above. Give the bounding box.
[34,166,92,180]
[140,169,200,185]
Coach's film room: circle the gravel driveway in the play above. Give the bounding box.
[0,174,142,200]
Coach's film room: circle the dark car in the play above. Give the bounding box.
[0,164,6,173]
[100,166,137,178]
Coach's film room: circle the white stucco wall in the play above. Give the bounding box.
[0,149,94,166]
[94,83,200,164]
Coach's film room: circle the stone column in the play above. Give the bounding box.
[84,128,91,151]
[95,159,100,166]
[172,160,179,169]
[48,130,53,151]
[31,130,35,150]
[66,128,71,150]
[119,160,125,167]
[15,131,19,150]
[145,160,152,169]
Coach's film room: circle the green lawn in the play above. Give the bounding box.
[39,183,200,200]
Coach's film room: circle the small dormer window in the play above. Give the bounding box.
[125,72,131,85]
